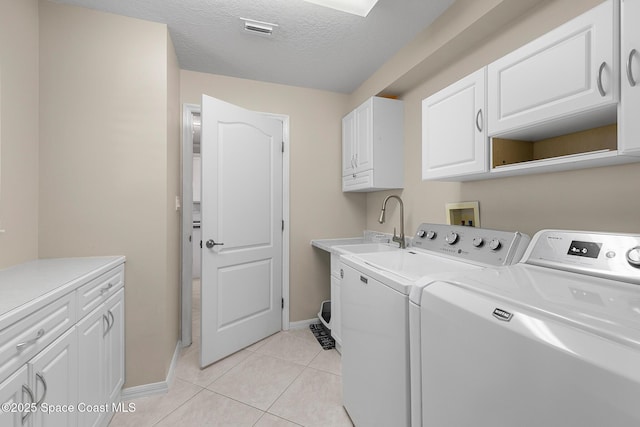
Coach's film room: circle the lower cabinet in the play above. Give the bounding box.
[329,253,343,352]
[330,275,341,350]
[30,328,78,427]
[0,328,80,427]
[0,258,125,427]
[0,366,30,427]
[105,291,125,405]
[78,288,124,427]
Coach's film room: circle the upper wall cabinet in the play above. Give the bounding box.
[488,0,618,140]
[342,97,404,192]
[423,0,640,181]
[422,68,487,181]
[619,0,640,155]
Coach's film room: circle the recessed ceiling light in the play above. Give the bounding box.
[301,0,380,17]
[240,18,279,36]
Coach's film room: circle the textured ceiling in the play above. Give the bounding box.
[50,0,455,93]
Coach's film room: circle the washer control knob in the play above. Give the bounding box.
[417,230,426,238]
[426,231,437,240]
[472,237,484,248]
[489,239,501,251]
[627,247,640,268]
[445,232,459,245]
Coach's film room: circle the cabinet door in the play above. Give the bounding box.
[422,68,487,180]
[330,275,341,347]
[77,307,107,427]
[488,0,616,137]
[342,111,356,176]
[30,328,78,427]
[354,99,373,172]
[104,289,124,405]
[0,366,32,427]
[620,0,640,155]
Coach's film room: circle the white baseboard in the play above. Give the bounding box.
[120,340,182,401]
[288,318,320,330]
[165,340,182,386]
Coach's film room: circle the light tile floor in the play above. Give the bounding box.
[109,281,352,427]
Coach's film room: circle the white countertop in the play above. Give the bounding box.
[0,256,125,329]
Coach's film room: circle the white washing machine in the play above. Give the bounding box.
[413,230,640,426]
[340,223,530,427]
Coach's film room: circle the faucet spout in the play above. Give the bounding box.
[378,208,386,224]
[379,195,405,249]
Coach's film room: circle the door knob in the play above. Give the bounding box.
[206,239,224,248]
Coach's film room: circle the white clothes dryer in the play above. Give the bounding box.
[413,230,640,427]
[340,223,529,427]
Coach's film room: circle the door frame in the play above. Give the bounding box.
[180,103,290,348]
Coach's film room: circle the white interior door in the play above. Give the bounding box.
[200,94,283,367]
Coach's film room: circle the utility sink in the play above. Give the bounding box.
[311,236,400,255]
[332,242,400,255]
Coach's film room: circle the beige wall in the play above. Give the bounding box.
[38,1,180,388]
[0,0,39,267]
[3,0,635,393]
[181,71,364,321]
[165,31,182,377]
[363,0,640,239]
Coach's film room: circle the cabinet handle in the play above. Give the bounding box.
[103,313,111,337]
[627,49,638,87]
[22,384,35,424]
[597,61,607,96]
[108,310,115,334]
[475,109,483,132]
[35,372,48,407]
[100,281,115,295]
[354,153,358,167]
[16,328,45,351]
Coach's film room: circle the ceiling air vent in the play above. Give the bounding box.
[240,18,278,36]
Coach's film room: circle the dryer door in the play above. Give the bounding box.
[419,281,640,427]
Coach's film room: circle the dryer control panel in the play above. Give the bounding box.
[524,230,640,285]
[411,223,530,266]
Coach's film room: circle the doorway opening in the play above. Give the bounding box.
[180,102,290,352]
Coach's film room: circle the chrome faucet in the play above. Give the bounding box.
[378,195,406,249]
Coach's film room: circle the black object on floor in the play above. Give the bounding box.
[309,323,335,350]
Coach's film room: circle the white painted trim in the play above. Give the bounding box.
[120,380,168,401]
[166,339,182,386]
[120,341,182,401]
[262,112,291,331]
[179,105,291,344]
[180,104,198,347]
[282,115,291,331]
[289,318,321,330]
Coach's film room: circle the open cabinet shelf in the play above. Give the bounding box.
[492,124,618,169]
